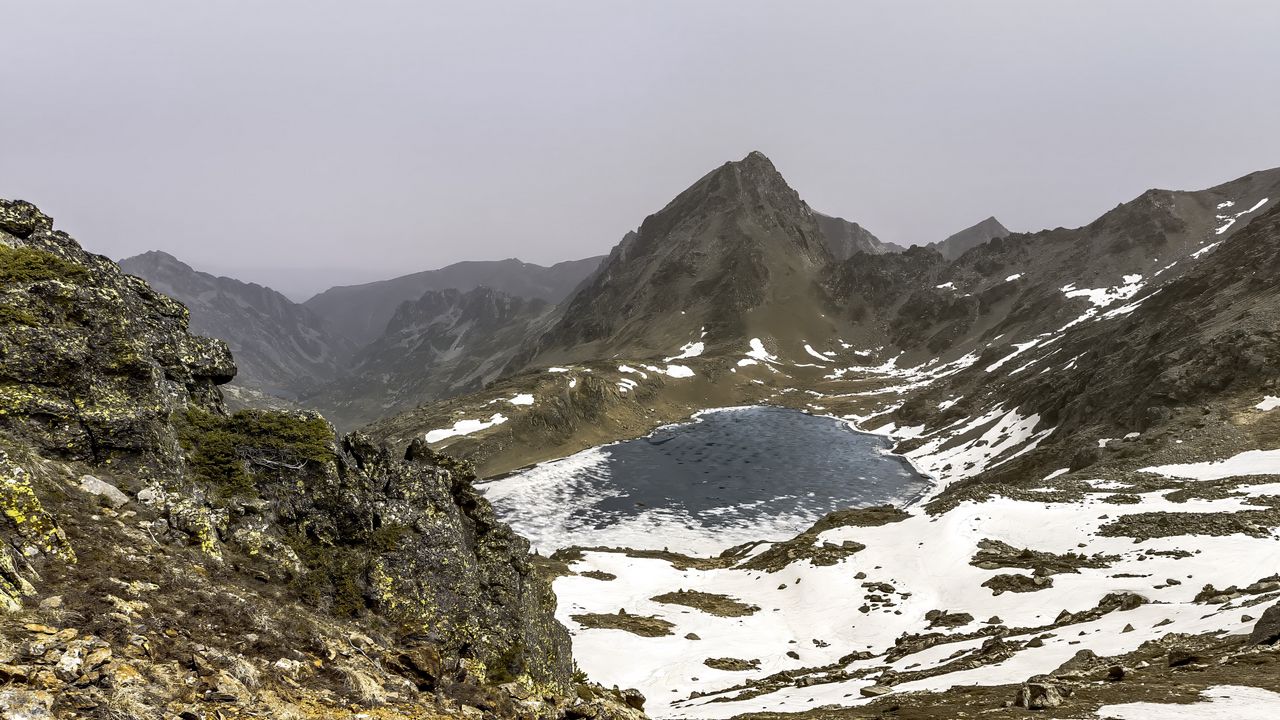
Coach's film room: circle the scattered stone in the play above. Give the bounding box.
[925,609,974,628]
[0,689,54,720]
[651,589,759,617]
[136,487,163,505]
[982,573,1053,595]
[860,684,892,698]
[1167,648,1203,667]
[1052,649,1097,677]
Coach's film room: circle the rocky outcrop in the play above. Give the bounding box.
[0,198,644,719]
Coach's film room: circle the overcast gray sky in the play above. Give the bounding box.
[4,1,1279,299]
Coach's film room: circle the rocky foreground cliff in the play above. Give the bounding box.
[0,200,644,719]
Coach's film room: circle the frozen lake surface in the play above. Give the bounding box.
[479,406,929,554]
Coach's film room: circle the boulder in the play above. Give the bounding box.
[620,688,645,710]
[1167,648,1203,667]
[1249,602,1280,645]
[77,475,130,508]
[1013,682,1063,709]
[860,684,892,698]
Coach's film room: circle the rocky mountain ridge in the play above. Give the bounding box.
[0,199,644,720]
[304,257,604,347]
[473,170,1280,718]
[813,213,905,260]
[927,215,1010,260]
[364,157,1280,480]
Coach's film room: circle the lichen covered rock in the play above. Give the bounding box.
[0,199,642,719]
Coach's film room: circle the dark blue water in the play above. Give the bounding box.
[480,406,929,553]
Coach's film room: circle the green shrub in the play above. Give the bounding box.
[178,408,335,497]
[0,244,90,285]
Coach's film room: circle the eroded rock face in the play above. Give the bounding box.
[0,200,234,473]
[0,199,641,719]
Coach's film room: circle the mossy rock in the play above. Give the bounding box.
[0,244,89,286]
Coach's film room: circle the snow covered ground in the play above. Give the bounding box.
[1096,685,1280,719]
[557,481,1280,717]
[546,370,1280,717]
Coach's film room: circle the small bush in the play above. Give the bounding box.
[178,408,335,497]
[0,244,90,285]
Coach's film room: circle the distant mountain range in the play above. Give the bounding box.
[119,154,1280,443]
[360,153,1280,477]
[118,160,1016,429]
[117,251,355,398]
[302,256,604,346]
[119,252,604,426]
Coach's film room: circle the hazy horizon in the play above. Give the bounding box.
[5,1,1280,298]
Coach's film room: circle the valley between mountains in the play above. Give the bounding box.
[5,151,1280,719]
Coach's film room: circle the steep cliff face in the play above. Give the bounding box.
[0,202,234,475]
[0,199,643,720]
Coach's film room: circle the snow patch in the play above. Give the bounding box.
[1096,685,1280,719]
[746,338,779,363]
[424,413,508,443]
[1140,448,1280,481]
[666,339,706,361]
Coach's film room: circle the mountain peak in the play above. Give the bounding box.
[734,149,778,171]
[707,150,786,189]
[516,152,835,364]
[930,216,1012,260]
